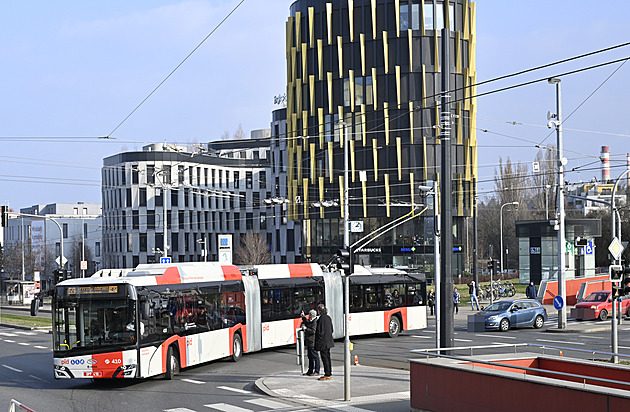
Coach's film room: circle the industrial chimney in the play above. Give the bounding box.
[601,146,610,183]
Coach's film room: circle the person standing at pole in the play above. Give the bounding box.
[315,303,334,381]
[300,309,320,376]
[468,280,480,310]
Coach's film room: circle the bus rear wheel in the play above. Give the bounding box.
[388,316,401,338]
[165,346,179,380]
[231,333,242,362]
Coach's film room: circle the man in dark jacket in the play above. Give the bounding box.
[526,281,538,300]
[314,303,334,380]
[301,309,320,376]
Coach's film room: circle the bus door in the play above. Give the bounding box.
[242,275,261,352]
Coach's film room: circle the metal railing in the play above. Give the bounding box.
[8,399,36,412]
[411,343,630,390]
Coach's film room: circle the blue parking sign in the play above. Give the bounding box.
[160,257,171,264]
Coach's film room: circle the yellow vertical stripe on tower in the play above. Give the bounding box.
[422,135,428,180]
[455,31,462,74]
[319,176,325,219]
[360,33,366,76]
[291,47,297,86]
[303,110,308,137]
[337,36,344,78]
[295,12,301,47]
[385,174,391,217]
[395,66,401,109]
[409,101,415,144]
[296,81,302,116]
[372,67,378,109]
[318,108,325,149]
[395,0,400,37]
[348,0,354,42]
[463,68,470,111]
[371,0,377,39]
[396,137,402,180]
[384,102,390,145]
[309,7,314,48]
[408,29,413,71]
[286,17,294,51]
[410,172,415,211]
[339,175,345,218]
[463,0,470,40]
[433,31,439,72]
[349,69,355,112]
[338,106,344,147]
[434,103,440,137]
[309,75,315,116]
[361,104,367,146]
[327,3,333,45]
[362,180,367,217]
[297,145,303,181]
[302,43,308,82]
[303,177,309,219]
[350,139,356,182]
[372,139,379,181]
[327,72,334,114]
[420,0,426,36]
[445,1,450,29]
[382,31,389,74]
[328,141,334,183]
[421,64,427,108]
[318,39,324,81]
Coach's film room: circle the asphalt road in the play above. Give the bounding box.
[1,313,629,412]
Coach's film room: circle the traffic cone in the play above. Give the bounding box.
[559,351,563,357]
[354,355,359,365]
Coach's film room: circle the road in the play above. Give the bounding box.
[1,313,629,411]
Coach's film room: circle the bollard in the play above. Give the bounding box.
[354,355,359,365]
[295,328,306,374]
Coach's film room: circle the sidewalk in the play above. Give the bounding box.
[255,365,409,410]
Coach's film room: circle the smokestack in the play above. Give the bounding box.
[601,146,610,182]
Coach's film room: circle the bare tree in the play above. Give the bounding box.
[530,146,556,219]
[233,124,245,140]
[233,231,271,266]
[3,241,36,280]
[220,131,231,141]
[69,236,95,278]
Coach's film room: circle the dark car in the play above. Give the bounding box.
[483,299,547,332]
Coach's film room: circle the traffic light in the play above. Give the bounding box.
[336,248,351,276]
[54,269,69,284]
[622,267,630,296]
[609,264,623,282]
[575,237,588,247]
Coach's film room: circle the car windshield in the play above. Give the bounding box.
[584,292,609,302]
[484,301,512,312]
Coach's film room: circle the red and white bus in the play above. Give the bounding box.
[51,262,426,379]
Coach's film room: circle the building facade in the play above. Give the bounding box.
[281,0,477,272]
[101,143,271,268]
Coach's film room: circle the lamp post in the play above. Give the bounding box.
[500,202,519,276]
[197,238,207,262]
[338,120,351,401]
[419,183,439,349]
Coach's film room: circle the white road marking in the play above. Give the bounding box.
[217,386,252,394]
[477,334,516,339]
[536,339,585,346]
[410,335,433,339]
[0,332,17,337]
[4,340,15,343]
[164,409,197,412]
[2,364,23,373]
[29,375,48,383]
[15,332,35,336]
[583,335,605,340]
[34,346,48,349]
[181,378,205,385]
[204,403,252,412]
[244,398,292,409]
[18,342,29,346]
[454,338,473,342]
[617,346,630,350]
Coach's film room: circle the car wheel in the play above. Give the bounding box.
[165,346,179,380]
[534,315,544,329]
[231,333,243,362]
[599,309,608,321]
[499,318,510,332]
[388,316,401,338]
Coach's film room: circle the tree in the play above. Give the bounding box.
[68,236,95,278]
[530,146,556,219]
[233,231,271,266]
[233,124,245,140]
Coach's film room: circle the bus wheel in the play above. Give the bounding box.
[165,346,179,380]
[388,316,401,338]
[231,333,243,362]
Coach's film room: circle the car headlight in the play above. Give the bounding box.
[487,315,498,321]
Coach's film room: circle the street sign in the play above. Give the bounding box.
[608,237,624,261]
[160,257,171,264]
[530,247,541,255]
[80,261,88,270]
[553,295,564,310]
[55,256,68,266]
[565,241,574,255]
[585,241,593,255]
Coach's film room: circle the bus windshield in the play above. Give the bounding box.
[54,284,137,353]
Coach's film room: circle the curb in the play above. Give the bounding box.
[545,325,612,334]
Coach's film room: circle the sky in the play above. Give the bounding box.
[1,0,629,210]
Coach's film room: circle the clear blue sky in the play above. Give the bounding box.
[1,0,629,209]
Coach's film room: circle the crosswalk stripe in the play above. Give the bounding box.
[217,386,252,394]
[244,398,291,409]
[0,333,17,337]
[16,332,35,336]
[18,342,30,346]
[181,378,205,385]
[34,346,48,349]
[164,408,197,412]
[204,403,252,412]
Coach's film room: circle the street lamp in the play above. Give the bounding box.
[196,238,207,262]
[500,201,519,276]
[338,120,351,401]
[419,183,439,349]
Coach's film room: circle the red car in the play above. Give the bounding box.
[571,290,630,321]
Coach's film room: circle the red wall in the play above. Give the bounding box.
[410,360,630,412]
[541,276,610,305]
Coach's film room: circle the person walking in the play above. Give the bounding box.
[526,281,538,300]
[428,289,435,316]
[468,281,480,310]
[453,288,461,314]
[314,303,334,381]
[301,309,320,376]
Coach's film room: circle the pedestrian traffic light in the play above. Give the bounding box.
[336,248,351,276]
[609,264,623,282]
[575,237,588,247]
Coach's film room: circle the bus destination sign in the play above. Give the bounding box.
[68,285,118,295]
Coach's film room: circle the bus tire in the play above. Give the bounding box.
[30,299,39,316]
[231,333,243,362]
[387,316,401,338]
[165,346,179,380]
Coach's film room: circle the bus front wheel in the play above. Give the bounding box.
[231,333,242,362]
[165,346,179,380]
[388,316,401,338]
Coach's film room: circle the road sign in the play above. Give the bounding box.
[565,241,574,255]
[553,295,564,310]
[160,257,171,264]
[55,256,68,266]
[608,237,624,261]
[80,261,88,270]
[585,241,593,255]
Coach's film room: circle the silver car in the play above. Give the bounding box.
[484,299,547,332]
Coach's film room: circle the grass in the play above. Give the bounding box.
[451,280,528,305]
[0,313,52,328]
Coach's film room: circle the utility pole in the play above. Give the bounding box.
[473,178,478,288]
[341,120,351,401]
[439,6,454,348]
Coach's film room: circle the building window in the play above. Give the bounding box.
[234,171,240,189]
[63,223,68,238]
[156,190,163,207]
[234,212,240,230]
[83,223,88,238]
[126,188,132,207]
[178,166,185,184]
[246,172,253,189]
[343,78,351,106]
[400,2,409,31]
[287,229,295,252]
[260,213,267,230]
[189,166,194,185]
[122,211,126,230]
[253,192,260,207]
[240,193,246,209]
[179,211,185,229]
[132,167,139,185]
[424,3,434,30]
[147,211,155,230]
[246,213,253,231]
[139,188,147,207]
[132,211,139,229]
[259,171,266,189]
[147,165,155,184]
[127,233,133,252]
[140,233,147,252]
[204,168,208,186]
[171,191,178,207]
[411,3,420,30]
[95,242,101,257]
[212,169,216,187]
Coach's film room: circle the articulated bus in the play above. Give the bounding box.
[51,262,426,379]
